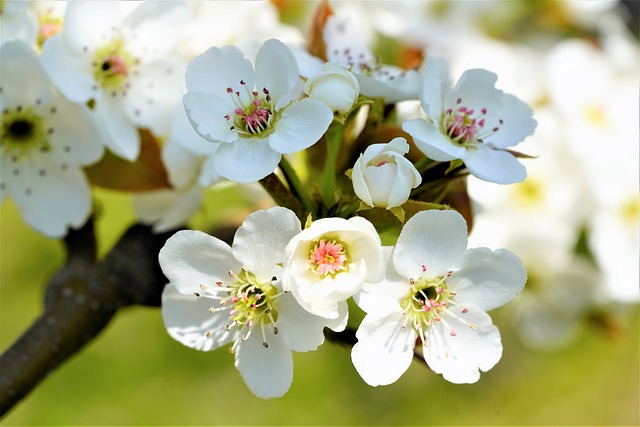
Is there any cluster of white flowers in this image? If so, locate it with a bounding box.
[160,206,526,397]
[2,0,637,401]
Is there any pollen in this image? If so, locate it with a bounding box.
[309,239,349,277]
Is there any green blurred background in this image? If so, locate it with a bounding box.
[1,188,638,425]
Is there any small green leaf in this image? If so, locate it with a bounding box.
[356,201,373,212]
[402,200,449,221]
[445,159,464,175]
[389,206,405,224]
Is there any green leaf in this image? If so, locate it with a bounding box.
[389,206,405,224]
[401,200,449,222]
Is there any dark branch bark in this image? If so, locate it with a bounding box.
[0,220,173,417]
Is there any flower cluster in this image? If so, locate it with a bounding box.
[4,0,636,403]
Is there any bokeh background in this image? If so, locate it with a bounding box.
[1,1,639,425]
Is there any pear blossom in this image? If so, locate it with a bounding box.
[183,38,333,183]
[282,215,384,321]
[1,1,38,47]
[352,210,526,386]
[303,62,359,114]
[352,137,421,209]
[0,40,104,237]
[40,0,189,160]
[159,207,344,398]
[403,56,537,184]
[324,15,421,104]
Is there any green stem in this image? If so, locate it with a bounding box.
[320,123,345,209]
[279,156,315,216]
[414,156,435,173]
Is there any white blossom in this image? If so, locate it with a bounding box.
[0,40,104,237]
[183,39,333,183]
[282,215,384,321]
[159,207,343,398]
[403,56,536,184]
[40,0,188,160]
[352,137,421,209]
[303,62,359,114]
[352,210,526,385]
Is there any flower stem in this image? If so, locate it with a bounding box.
[414,156,435,173]
[320,123,345,209]
[259,172,305,219]
[279,156,315,215]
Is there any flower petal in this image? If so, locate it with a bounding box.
[232,207,301,283]
[489,93,537,149]
[11,155,92,238]
[402,118,463,161]
[161,282,235,352]
[354,246,407,315]
[269,98,333,154]
[47,101,105,166]
[212,137,281,183]
[394,209,468,279]
[463,146,526,184]
[351,312,416,386]
[40,34,96,104]
[158,229,240,296]
[424,306,502,384]
[447,68,502,120]
[448,247,527,312]
[94,96,140,161]
[122,1,188,60]
[255,39,299,110]
[1,40,55,107]
[185,45,255,97]
[275,292,328,352]
[62,1,126,52]
[133,185,203,233]
[420,56,450,119]
[235,327,293,399]
[182,92,236,143]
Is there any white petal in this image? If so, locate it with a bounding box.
[351,153,373,206]
[463,146,526,185]
[402,118,463,161]
[8,155,92,238]
[420,57,450,119]
[255,39,299,110]
[354,246,407,315]
[232,207,301,283]
[158,230,240,295]
[447,68,502,119]
[162,137,202,189]
[324,15,374,69]
[355,69,421,103]
[275,292,328,352]
[122,1,188,60]
[198,154,223,187]
[40,34,95,103]
[182,92,236,143]
[394,210,468,279]
[185,45,255,97]
[213,137,281,183]
[122,58,187,136]
[62,1,126,52]
[169,107,221,157]
[161,282,235,352]
[94,97,140,161]
[133,185,203,233]
[1,40,55,107]
[47,101,105,166]
[448,248,526,312]
[424,307,502,384]
[269,98,333,154]
[489,94,537,149]
[235,327,293,399]
[351,312,416,386]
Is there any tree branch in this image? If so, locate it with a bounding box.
[0,220,173,417]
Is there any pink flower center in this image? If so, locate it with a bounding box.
[310,239,348,277]
[444,98,501,146]
[101,56,129,77]
[225,81,274,136]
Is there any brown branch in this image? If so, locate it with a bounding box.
[0,220,174,417]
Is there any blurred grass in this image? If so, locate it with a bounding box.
[1,188,639,425]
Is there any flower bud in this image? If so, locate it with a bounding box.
[352,137,422,209]
[303,62,359,114]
